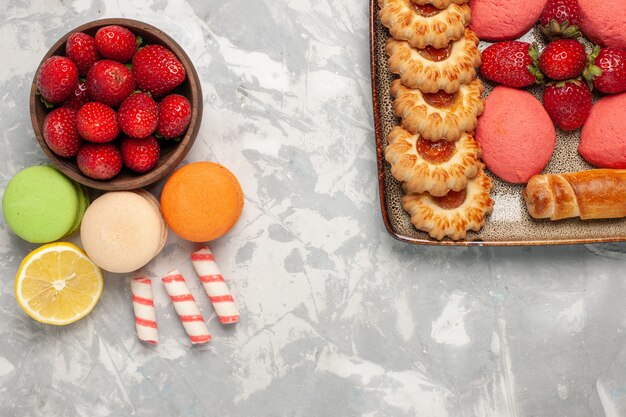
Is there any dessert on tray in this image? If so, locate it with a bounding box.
[410,0,468,9]
[475,86,556,184]
[579,93,626,169]
[381,0,493,240]
[378,0,472,49]
[402,167,493,240]
[524,170,626,220]
[385,28,481,93]
[390,78,484,142]
[469,0,547,41]
[385,126,482,196]
[579,0,626,49]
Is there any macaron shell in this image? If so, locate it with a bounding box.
[80,191,166,273]
[2,165,79,243]
[133,189,168,253]
[160,162,244,242]
[64,184,90,238]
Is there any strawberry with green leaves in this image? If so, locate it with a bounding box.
[585,46,626,94]
[539,0,582,40]
[539,39,586,80]
[480,41,543,88]
[543,79,592,131]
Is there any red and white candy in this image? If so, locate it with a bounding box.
[130,277,159,345]
[191,247,239,324]
[162,269,211,344]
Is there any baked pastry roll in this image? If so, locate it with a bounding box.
[378,0,471,49]
[411,0,468,10]
[386,29,481,93]
[402,167,494,240]
[391,78,484,142]
[385,126,482,196]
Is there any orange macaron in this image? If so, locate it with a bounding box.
[160,162,243,242]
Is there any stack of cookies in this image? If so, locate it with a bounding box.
[379,0,494,240]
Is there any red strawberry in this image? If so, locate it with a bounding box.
[65,32,100,75]
[120,136,160,173]
[157,94,191,139]
[95,25,138,63]
[539,39,586,80]
[86,59,135,107]
[77,143,123,180]
[76,102,120,143]
[132,45,186,97]
[118,92,159,138]
[64,81,90,110]
[539,0,582,40]
[480,41,542,88]
[36,56,79,104]
[543,79,592,131]
[585,47,626,94]
[42,107,83,158]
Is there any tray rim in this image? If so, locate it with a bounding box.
[369,0,626,247]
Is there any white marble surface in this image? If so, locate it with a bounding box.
[1,1,626,416]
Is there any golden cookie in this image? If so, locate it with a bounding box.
[391,78,484,142]
[386,29,481,93]
[402,167,494,240]
[385,126,482,196]
[411,0,468,9]
[378,0,471,49]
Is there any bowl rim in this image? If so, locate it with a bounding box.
[30,17,202,191]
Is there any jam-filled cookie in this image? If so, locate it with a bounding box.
[402,167,493,240]
[411,0,468,9]
[378,0,472,49]
[385,126,482,196]
[391,78,484,142]
[386,29,481,93]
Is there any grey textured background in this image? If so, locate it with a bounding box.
[1,1,626,416]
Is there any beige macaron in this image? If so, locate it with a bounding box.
[80,190,168,273]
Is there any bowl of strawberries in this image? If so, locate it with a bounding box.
[30,18,202,190]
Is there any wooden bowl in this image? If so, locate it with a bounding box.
[30,18,202,191]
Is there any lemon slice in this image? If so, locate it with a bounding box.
[15,242,104,325]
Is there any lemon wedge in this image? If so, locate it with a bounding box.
[15,242,103,325]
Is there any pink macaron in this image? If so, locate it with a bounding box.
[579,0,626,49]
[469,0,547,41]
[476,86,556,184]
[579,93,626,169]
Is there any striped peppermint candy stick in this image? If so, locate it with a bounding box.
[162,270,211,344]
[130,277,159,345]
[191,247,239,324]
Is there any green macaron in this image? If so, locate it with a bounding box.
[2,165,83,243]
